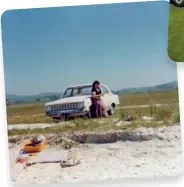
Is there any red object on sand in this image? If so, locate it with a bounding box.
[17,157,25,163]
[16,156,27,164]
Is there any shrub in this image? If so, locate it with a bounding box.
[172,112,180,124]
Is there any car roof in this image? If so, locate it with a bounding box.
[67,83,107,89]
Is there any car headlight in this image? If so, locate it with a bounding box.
[45,106,52,112]
[78,102,84,109]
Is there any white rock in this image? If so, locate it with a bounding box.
[142,116,155,121]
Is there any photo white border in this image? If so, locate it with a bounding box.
[0,0,183,187]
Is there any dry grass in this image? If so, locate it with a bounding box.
[119,90,178,106]
[7,103,52,124]
[171,112,180,124]
[8,117,175,136]
[8,103,180,136]
[114,104,179,121]
[6,90,179,124]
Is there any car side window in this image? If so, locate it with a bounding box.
[72,88,79,96]
[81,86,92,95]
[100,86,109,94]
[63,88,73,98]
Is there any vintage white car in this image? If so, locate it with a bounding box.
[45,83,120,121]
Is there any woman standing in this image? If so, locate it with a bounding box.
[91,80,109,118]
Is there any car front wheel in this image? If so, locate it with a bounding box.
[83,111,91,119]
[172,0,184,7]
[53,117,60,123]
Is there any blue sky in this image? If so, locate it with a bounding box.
[1,1,177,95]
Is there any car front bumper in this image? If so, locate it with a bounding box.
[45,108,88,118]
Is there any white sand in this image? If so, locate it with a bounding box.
[9,125,182,184]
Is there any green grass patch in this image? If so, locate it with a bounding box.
[171,112,180,123]
[168,5,184,62]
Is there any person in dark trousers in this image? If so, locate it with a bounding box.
[91,80,109,118]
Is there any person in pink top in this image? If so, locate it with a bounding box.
[91,80,108,118]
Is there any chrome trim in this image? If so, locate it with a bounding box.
[45,108,86,116]
[49,102,84,112]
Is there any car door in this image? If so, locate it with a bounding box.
[100,85,111,108]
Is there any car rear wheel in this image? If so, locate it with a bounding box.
[107,104,115,116]
[172,0,184,7]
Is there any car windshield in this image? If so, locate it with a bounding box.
[62,85,92,98]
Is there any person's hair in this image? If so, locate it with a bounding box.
[92,80,100,88]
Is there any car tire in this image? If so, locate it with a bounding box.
[64,114,70,121]
[84,112,91,119]
[172,0,184,7]
[87,110,92,118]
[107,106,114,116]
[53,118,60,123]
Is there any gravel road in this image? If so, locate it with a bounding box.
[9,125,183,184]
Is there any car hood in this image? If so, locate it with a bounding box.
[45,95,91,106]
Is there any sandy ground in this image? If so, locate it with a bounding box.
[9,125,183,184]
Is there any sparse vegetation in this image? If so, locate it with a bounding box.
[6,90,179,137]
[119,90,178,106]
[6,90,179,125]
[8,116,177,136]
[154,107,173,122]
[172,112,180,124]
[114,104,179,121]
[8,104,180,136]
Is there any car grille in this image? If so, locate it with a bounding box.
[51,103,81,111]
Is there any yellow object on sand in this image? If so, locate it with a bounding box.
[24,138,47,153]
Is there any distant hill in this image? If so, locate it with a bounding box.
[6,92,63,105]
[6,81,178,105]
[114,81,178,95]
